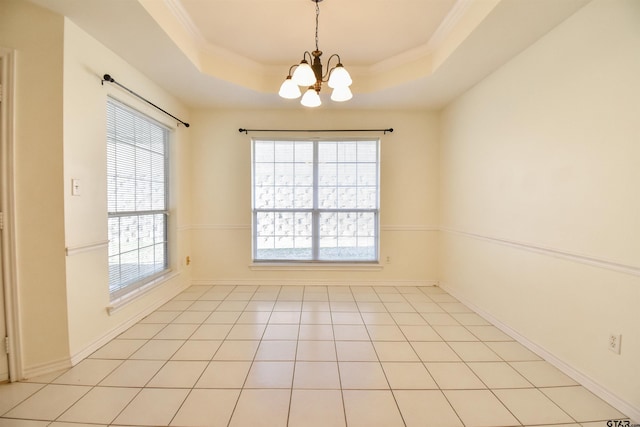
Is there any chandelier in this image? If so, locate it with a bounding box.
[278,0,353,107]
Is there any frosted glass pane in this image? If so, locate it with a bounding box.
[274,141,294,162]
[255,186,274,209]
[294,186,313,209]
[337,142,357,162]
[274,186,294,209]
[294,142,313,163]
[318,163,337,186]
[254,141,274,162]
[275,163,294,186]
[318,187,337,209]
[318,142,337,162]
[357,141,378,162]
[120,216,138,253]
[358,163,377,186]
[337,187,358,209]
[294,163,313,186]
[357,187,377,209]
[254,163,274,186]
[337,163,357,186]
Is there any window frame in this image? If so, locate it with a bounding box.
[106,98,171,301]
[251,137,380,263]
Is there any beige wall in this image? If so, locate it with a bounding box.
[62,20,193,362]
[189,109,439,285]
[1,0,193,377]
[0,0,69,375]
[439,0,640,413]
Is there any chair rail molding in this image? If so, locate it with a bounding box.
[440,227,640,278]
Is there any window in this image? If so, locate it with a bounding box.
[107,99,169,300]
[252,138,379,262]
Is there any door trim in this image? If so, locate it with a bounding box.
[1,48,21,382]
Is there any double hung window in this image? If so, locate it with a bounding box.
[252,138,379,262]
[107,99,170,299]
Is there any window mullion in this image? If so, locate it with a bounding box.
[312,140,319,261]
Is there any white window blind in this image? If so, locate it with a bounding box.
[107,99,169,300]
[252,139,379,262]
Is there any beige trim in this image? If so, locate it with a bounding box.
[441,227,640,277]
[0,47,20,382]
[191,279,438,287]
[107,271,181,315]
[65,240,109,256]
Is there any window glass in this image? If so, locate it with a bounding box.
[253,138,379,262]
[107,99,169,299]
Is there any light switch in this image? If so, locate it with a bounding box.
[71,178,81,196]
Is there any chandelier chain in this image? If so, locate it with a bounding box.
[315,0,320,51]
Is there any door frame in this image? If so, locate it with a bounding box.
[1,47,21,382]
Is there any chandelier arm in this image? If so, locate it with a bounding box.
[322,53,343,81]
[287,64,299,76]
[302,51,313,63]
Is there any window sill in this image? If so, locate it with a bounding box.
[249,262,383,272]
[107,270,180,315]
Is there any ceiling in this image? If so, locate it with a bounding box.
[29,0,590,110]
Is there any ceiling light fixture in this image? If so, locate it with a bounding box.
[279,0,352,107]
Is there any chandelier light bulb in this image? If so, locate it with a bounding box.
[330,85,353,102]
[279,76,302,99]
[301,88,322,107]
[328,64,352,89]
[292,61,316,87]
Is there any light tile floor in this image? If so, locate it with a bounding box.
[0,285,631,426]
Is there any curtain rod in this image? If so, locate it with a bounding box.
[102,74,190,128]
[239,128,393,135]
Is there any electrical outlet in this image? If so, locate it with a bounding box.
[385,256,391,264]
[608,333,622,354]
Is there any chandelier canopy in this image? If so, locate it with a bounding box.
[278,0,353,107]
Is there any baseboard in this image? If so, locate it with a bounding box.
[22,356,72,381]
[69,280,190,367]
[191,279,438,287]
[439,282,640,422]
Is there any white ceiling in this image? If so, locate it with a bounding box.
[29,0,590,110]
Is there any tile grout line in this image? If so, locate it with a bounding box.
[371,285,410,427]
[414,285,470,427]
[333,285,359,427]
[164,285,239,427]
[223,284,269,427]
[286,285,307,427]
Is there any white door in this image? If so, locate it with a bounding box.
[0,57,10,382]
